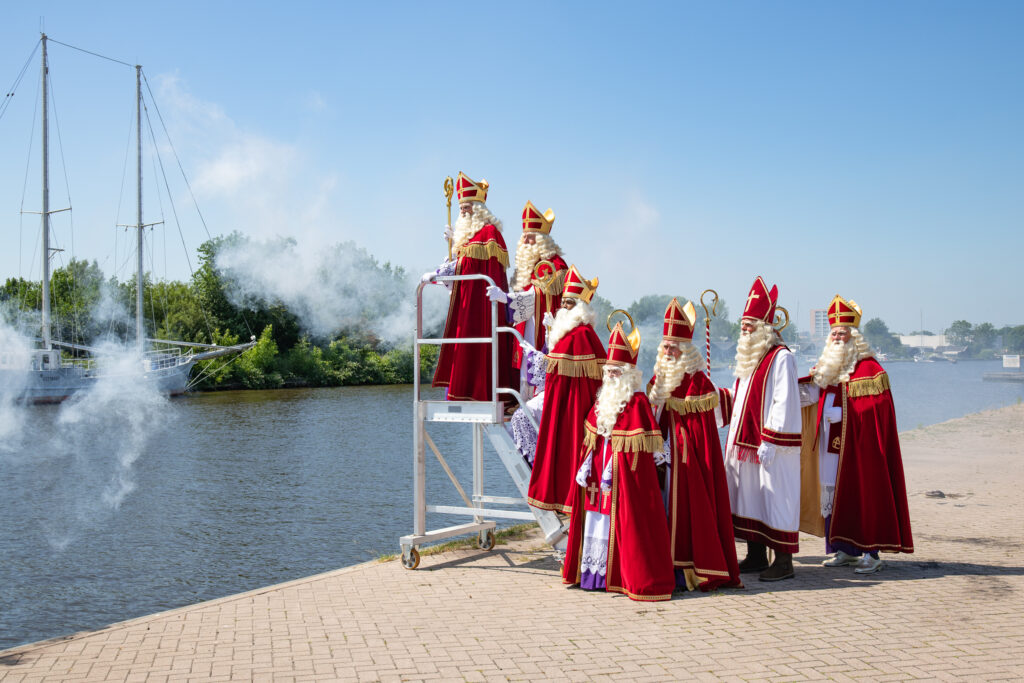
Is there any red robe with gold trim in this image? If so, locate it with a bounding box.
[820,358,914,553]
[512,254,567,368]
[527,323,605,513]
[562,393,676,601]
[652,371,741,591]
[432,224,515,401]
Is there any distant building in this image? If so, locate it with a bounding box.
[810,309,829,338]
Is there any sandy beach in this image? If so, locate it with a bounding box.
[2,403,1023,681]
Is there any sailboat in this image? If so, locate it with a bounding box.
[0,34,252,403]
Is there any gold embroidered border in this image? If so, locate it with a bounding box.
[665,392,719,416]
[584,422,664,454]
[457,239,509,268]
[846,371,890,398]
[526,496,572,514]
[546,353,604,379]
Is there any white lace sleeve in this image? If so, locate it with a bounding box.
[526,348,548,389]
[653,438,670,466]
[437,260,456,277]
[507,289,536,325]
[575,451,594,487]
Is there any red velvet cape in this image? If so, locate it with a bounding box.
[431,224,515,402]
[526,323,605,513]
[652,371,741,591]
[823,358,914,553]
[512,254,567,368]
[562,392,676,601]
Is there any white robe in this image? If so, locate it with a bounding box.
[723,346,802,537]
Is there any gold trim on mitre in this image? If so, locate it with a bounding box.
[562,264,598,304]
[663,298,697,342]
[522,201,555,234]
[456,171,489,204]
[828,294,862,328]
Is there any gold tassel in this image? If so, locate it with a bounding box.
[457,239,510,268]
[664,392,719,416]
[847,372,890,398]
[584,422,664,454]
[546,354,604,379]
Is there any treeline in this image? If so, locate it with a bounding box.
[858,318,1024,360]
[0,234,438,390]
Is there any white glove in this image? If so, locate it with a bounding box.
[420,271,435,284]
[486,285,508,304]
[824,405,843,424]
[520,339,538,357]
[757,442,776,467]
[443,224,453,241]
[542,311,555,330]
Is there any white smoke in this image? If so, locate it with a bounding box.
[215,236,448,344]
[0,317,32,449]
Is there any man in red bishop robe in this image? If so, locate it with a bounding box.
[722,277,803,582]
[799,295,914,574]
[428,172,514,402]
[562,320,675,601]
[526,265,605,513]
[648,298,741,591]
[485,201,569,401]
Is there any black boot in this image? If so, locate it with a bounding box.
[759,551,795,582]
[738,541,769,573]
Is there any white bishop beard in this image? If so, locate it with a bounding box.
[511,234,562,292]
[547,301,595,349]
[595,365,643,437]
[812,329,873,388]
[734,321,778,380]
[452,203,502,251]
[648,341,704,406]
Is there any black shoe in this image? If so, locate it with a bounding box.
[758,553,794,582]
[738,542,769,573]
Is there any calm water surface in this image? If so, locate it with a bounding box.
[1,361,1021,649]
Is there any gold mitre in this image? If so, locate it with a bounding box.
[522,201,555,234]
[561,264,598,304]
[456,172,488,204]
[827,294,862,328]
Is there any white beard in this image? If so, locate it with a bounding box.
[547,301,595,349]
[452,203,502,251]
[812,330,873,388]
[648,351,685,406]
[595,365,643,437]
[734,321,778,380]
[511,234,562,292]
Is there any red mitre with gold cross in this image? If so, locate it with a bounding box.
[827,295,862,328]
[607,321,641,366]
[522,201,555,234]
[663,298,697,342]
[456,172,488,204]
[742,276,778,323]
[561,264,598,303]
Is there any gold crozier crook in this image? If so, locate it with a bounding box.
[532,259,558,293]
[606,309,636,334]
[772,306,791,333]
[443,176,454,261]
[699,289,719,319]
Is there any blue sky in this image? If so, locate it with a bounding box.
[1,1,1021,334]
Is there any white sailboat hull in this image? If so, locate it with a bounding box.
[1,358,196,404]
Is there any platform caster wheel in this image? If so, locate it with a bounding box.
[401,547,420,570]
[478,529,496,551]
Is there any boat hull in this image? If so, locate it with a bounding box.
[1,359,196,404]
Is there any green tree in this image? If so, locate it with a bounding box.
[945,320,973,347]
[862,318,905,356]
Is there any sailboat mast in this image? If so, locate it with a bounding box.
[135,64,144,353]
[40,34,51,351]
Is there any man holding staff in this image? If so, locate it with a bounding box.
[721,277,803,582]
[425,172,514,402]
[799,295,914,574]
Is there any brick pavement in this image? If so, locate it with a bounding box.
[2,404,1023,681]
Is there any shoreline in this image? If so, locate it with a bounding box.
[3,402,1023,679]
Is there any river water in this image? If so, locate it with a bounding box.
[1,360,1021,650]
